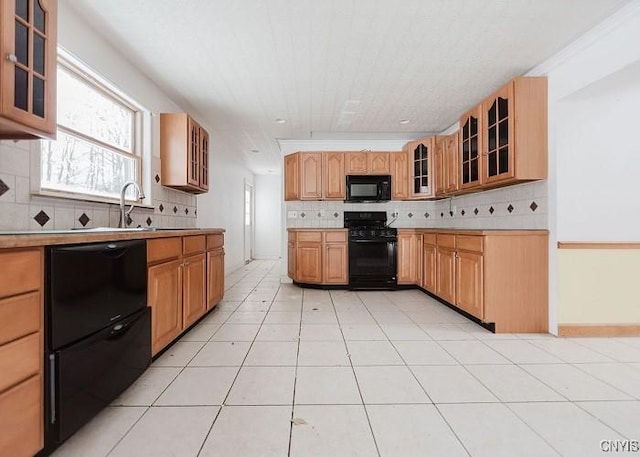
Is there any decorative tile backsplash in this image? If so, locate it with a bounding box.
[0,140,197,231]
[286,181,547,230]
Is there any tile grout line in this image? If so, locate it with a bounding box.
[287,286,304,457]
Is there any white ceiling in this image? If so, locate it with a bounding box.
[66,0,631,175]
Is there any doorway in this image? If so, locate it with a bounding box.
[244,181,254,264]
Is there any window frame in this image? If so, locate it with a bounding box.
[33,48,149,205]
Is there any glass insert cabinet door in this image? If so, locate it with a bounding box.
[482,83,515,183]
[1,0,57,137]
[411,137,434,197]
[459,106,482,189]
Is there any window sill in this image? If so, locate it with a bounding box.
[31,189,155,210]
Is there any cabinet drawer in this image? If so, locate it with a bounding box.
[297,231,322,243]
[457,235,483,253]
[437,234,456,249]
[183,235,206,255]
[324,231,347,243]
[0,333,40,393]
[148,237,182,263]
[422,233,436,245]
[0,292,40,346]
[0,375,42,457]
[0,249,41,298]
[288,231,297,242]
[206,234,224,250]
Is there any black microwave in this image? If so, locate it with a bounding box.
[346,175,391,202]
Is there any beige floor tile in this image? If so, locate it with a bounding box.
[154,367,239,405]
[576,400,640,439]
[226,311,267,324]
[295,367,361,404]
[508,402,625,457]
[438,403,560,457]
[483,339,564,364]
[466,364,566,402]
[438,340,511,364]
[341,324,387,341]
[367,404,468,457]
[573,362,640,398]
[290,405,378,457]
[179,324,221,342]
[226,366,296,405]
[109,406,219,457]
[347,340,404,365]
[336,311,377,324]
[200,311,233,324]
[112,367,182,406]
[573,338,640,363]
[301,311,338,324]
[392,340,458,365]
[188,341,251,366]
[420,323,477,340]
[51,406,147,457]
[255,324,300,341]
[244,341,299,366]
[521,364,632,401]
[298,341,350,366]
[209,323,261,342]
[199,406,292,457]
[529,339,615,363]
[411,365,497,403]
[379,323,431,340]
[263,311,302,324]
[354,366,430,404]
[299,323,343,341]
[152,342,206,367]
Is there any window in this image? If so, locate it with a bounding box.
[40,56,143,201]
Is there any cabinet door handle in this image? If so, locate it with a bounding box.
[6,53,17,63]
[183,260,190,267]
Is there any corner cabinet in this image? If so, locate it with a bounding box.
[408,137,435,199]
[0,0,57,140]
[160,113,210,194]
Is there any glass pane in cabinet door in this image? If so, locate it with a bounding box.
[34,0,46,33]
[498,97,508,121]
[15,21,29,65]
[34,34,46,75]
[414,161,420,177]
[16,0,29,20]
[488,100,496,126]
[470,160,478,182]
[470,137,478,159]
[33,77,45,117]
[462,119,470,140]
[14,67,29,111]
[462,141,469,162]
[498,147,509,174]
[488,125,497,152]
[462,163,470,184]
[470,117,478,136]
[414,178,420,194]
[488,152,497,177]
[422,176,428,187]
[498,120,508,147]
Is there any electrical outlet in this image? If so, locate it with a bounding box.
[287,210,298,219]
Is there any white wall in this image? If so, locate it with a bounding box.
[253,174,282,259]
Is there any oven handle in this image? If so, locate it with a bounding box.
[349,239,397,244]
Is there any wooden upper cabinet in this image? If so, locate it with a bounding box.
[409,137,435,199]
[284,153,300,201]
[160,113,210,194]
[390,151,410,200]
[345,152,390,174]
[459,105,483,191]
[481,76,547,186]
[0,0,57,140]
[435,133,460,198]
[323,152,345,200]
[299,152,323,200]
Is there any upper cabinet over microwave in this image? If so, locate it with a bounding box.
[0,0,58,140]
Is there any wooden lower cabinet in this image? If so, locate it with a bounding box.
[397,231,422,284]
[0,248,43,457]
[422,239,436,293]
[436,246,456,304]
[148,259,182,355]
[288,230,348,285]
[207,248,224,310]
[148,233,224,356]
[182,253,207,329]
[455,251,483,319]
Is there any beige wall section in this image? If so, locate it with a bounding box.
[558,248,640,324]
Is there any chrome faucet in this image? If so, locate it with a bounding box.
[119,181,145,228]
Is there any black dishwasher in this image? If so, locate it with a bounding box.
[44,240,151,451]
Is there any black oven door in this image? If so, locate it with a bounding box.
[348,239,397,289]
